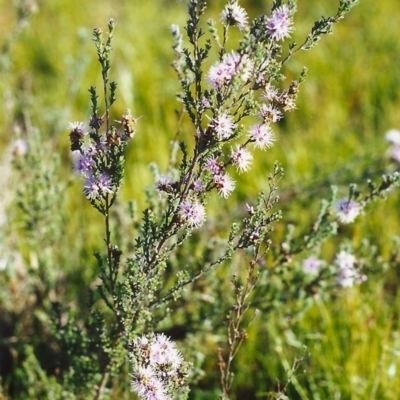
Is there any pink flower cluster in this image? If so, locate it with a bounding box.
[68,110,136,201]
[72,142,114,201]
[197,1,302,203]
[205,156,236,198]
[335,251,366,287]
[131,334,189,400]
[207,51,253,88]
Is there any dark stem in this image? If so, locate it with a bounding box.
[104,194,114,295]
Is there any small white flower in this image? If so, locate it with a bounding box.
[214,173,235,198]
[249,124,275,149]
[179,200,206,228]
[220,2,248,31]
[385,129,400,146]
[335,251,358,287]
[337,266,357,288]
[131,333,188,399]
[211,113,236,141]
[134,335,149,349]
[149,334,183,369]
[335,199,361,224]
[335,251,356,270]
[302,256,323,274]
[259,103,283,123]
[12,139,28,156]
[231,145,253,173]
[262,84,279,102]
[282,96,297,112]
[68,121,86,132]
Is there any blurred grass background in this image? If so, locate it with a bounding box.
[1,0,400,398]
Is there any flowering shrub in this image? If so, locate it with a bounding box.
[2,0,400,399]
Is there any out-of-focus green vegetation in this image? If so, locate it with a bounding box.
[1,0,400,399]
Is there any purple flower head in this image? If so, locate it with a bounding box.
[302,256,323,274]
[206,52,252,88]
[179,200,206,228]
[207,52,240,88]
[84,174,100,200]
[89,116,104,130]
[205,156,222,175]
[193,178,205,192]
[220,2,248,31]
[222,52,242,75]
[249,123,275,149]
[231,145,253,173]
[266,5,293,41]
[250,230,260,241]
[206,61,232,88]
[335,199,361,224]
[97,173,113,194]
[202,98,211,109]
[83,173,113,200]
[204,156,222,175]
[73,152,95,176]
